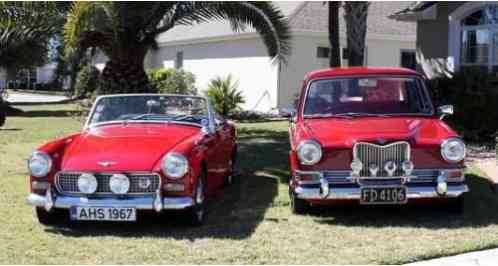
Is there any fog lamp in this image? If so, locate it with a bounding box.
[369,163,379,177]
[77,173,98,194]
[109,174,130,194]
[384,161,397,177]
[350,160,363,176]
[402,160,414,176]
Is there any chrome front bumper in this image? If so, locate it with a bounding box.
[26,187,194,212]
[291,169,468,201]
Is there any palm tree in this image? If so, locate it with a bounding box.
[328,2,341,67]
[205,75,245,116]
[64,2,291,94]
[0,2,64,85]
[343,1,370,66]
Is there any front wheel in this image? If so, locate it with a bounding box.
[447,195,465,214]
[0,113,5,127]
[35,207,62,225]
[187,173,207,226]
[289,188,309,215]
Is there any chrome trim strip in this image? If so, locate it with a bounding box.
[293,169,464,185]
[26,193,194,210]
[55,171,162,196]
[294,184,469,200]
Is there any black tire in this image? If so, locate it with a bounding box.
[290,188,309,214]
[0,113,5,127]
[187,171,207,226]
[35,207,62,225]
[447,195,465,214]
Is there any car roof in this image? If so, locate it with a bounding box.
[304,67,422,81]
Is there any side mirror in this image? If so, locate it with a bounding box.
[280,106,296,119]
[438,105,453,120]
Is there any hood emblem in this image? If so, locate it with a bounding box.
[97,161,117,167]
[377,138,388,145]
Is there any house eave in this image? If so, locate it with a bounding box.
[389,3,438,22]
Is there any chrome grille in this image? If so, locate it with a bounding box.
[353,141,410,177]
[56,172,161,195]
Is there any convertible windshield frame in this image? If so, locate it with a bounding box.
[301,75,435,119]
[84,94,216,132]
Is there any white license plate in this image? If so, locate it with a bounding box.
[70,207,136,221]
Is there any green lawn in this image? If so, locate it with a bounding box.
[2,104,498,264]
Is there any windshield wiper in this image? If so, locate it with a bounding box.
[333,112,391,117]
[171,114,198,121]
[123,114,172,124]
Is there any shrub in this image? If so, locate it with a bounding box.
[428,68,498,141]
[205,74,245,116]
[74,65,100,98]
[147,68,196,95]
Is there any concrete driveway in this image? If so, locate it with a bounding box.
[405,248,498,266]
[6,92,69,103]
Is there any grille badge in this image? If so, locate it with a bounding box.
[97,161,117,167]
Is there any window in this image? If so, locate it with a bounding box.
[401,50,416,69]
[460,5,498,68]
[175,51,183,69]
[316,47,330,58]
[303,77,433,116]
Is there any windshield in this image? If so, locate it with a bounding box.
[303,76,434,117]
[87,95,209,127]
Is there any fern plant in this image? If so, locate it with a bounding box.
[205,75,245,116]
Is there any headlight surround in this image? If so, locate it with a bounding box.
[296,140,322,165]
[441,138,466,163]
[161,152,189,179]
[27,151,52,177]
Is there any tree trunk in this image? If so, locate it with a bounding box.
[97,47,154,95]
[343,2,369,66]
[328,2,341,68]
[99,61,153,94]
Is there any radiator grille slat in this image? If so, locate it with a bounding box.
[354,141,410,177]
[56,172,161,195]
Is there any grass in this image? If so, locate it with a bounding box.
[2,103,498,264]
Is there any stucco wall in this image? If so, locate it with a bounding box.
[148,38,279,112]
[415,2,464,78]
[36,63,57,84]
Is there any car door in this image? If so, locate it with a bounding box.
[214,114,234,179]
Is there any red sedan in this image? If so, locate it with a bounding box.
[26,94,237,225]
[286,67,467,213]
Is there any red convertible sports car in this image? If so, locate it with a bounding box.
[286,67,467,213]
[26,94,237,225]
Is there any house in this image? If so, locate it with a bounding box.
[390,1,498,78]
[0,63,58,90]
[97,1,415,112]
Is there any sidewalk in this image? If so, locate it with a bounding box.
[6,92,70,104]
[405,248,498,266]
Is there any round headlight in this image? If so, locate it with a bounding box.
[296,140,322,165]
[162,153,189,179]
[109,174,130,194]
[77,173,98,194]
[441,138,466,163]
[27,151,52,177]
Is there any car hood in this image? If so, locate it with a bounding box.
[61,123,200,172]
[302,117,457,148]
